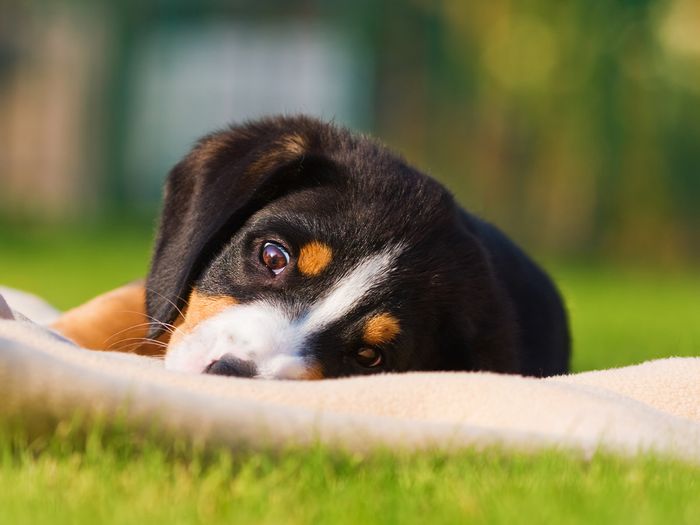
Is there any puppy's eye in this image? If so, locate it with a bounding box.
[355,347,383,368]
[261,242,290,275]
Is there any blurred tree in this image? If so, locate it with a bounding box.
[1,0,698,264]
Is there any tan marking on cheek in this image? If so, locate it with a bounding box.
[170,289,237,345]
[298,362,325,380]
[363,313,401,346]
[297,241,333,276]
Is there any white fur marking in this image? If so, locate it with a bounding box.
[304,247,402,332]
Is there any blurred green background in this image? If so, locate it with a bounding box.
[1,0,699,370]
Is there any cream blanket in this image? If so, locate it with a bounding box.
[1,291,699,462]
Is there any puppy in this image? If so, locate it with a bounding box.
[53,115,570,379]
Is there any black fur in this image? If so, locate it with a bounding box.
[147,115,570,377]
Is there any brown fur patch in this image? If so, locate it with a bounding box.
[169,289,238,345]
[297,362,325,380]
[51,281,168,356]
[279,133,307,156]
[363,313,401,346]
[297,241,333,276]
[188,134,237,174]
[246,133,307,175]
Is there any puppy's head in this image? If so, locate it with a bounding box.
[148,116,517,379]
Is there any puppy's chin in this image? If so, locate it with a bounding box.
[163,302,318,379]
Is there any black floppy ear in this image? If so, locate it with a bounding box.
[145,117,333,335]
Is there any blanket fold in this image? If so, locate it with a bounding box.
[1,316,699,461]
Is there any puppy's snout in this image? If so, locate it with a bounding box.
[205,354,258,378]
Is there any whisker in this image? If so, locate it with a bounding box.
[136,310,188,341]
[102,312,180,347]
[106,336,169,352]
[106,337,167,356]
[128,316,177,335]
[144,286,187,320]
[106,341,142,353]
[119,310,179,332]
[103,322,163,345]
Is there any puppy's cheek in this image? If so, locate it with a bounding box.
[164,294,241,373]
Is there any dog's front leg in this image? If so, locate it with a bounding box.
[50,281,172,356]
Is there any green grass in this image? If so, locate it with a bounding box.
[0,221,153,309]
[1,425,699,525]
[1,222,700,524]
[556,265,700,371]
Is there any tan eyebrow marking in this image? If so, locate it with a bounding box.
[297,241,333,277]
[363,313,401,346]
[170,289,237,345]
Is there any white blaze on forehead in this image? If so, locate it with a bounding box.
[303,245,403,332]
[164,244,403,377]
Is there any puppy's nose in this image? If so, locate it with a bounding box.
[205,354,257,378]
